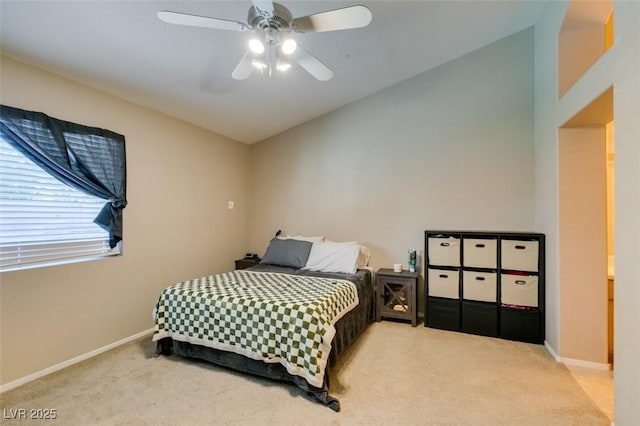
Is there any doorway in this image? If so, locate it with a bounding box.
[557,1,615,419]
[558,88,614,420]
[558,87,613,367]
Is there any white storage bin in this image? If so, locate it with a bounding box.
[501,274,539,307]
[428,268,459,299]
[463,238,497,268]
[501,240,539,272]
[463,271,497,302]
[428,237,461,266]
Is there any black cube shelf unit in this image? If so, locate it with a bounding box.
[424,230,545,344]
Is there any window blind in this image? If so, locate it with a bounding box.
[0,137,119,271]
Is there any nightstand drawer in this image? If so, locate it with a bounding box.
[428,268,459,299]
[428,237,461,266]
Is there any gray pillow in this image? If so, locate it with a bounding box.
[260,238,313,268]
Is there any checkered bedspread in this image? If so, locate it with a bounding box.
[152,270,359,387]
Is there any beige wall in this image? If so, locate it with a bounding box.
[0,56,251,386]
[606,121,615,258]
[250,29,536,288]
[558,127,607,363]
[535,1,640,422]
[2,2,639,420]
[558,0,610,97]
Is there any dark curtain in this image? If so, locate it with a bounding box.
[0,105,127,248]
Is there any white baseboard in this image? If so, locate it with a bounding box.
[0,328,154,394]
[544,341,610,370]
[562,357,611,371]
[544,340,562,362]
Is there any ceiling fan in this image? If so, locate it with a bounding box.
[157,1,372,81]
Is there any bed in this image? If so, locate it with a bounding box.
[152,237,374,411]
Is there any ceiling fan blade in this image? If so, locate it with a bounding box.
[231,51,255,80]
[252,0,275,18]
[157,10,248,32]
[292,5,372,33]
[292,46,333,81]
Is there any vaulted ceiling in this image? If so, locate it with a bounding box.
[0,1,547,143]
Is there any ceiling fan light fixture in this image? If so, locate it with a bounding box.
[248,38,265,54]
[157,3,373,81]
[251,57,267,70]
[276,58,291,71]
[281,38,297,55]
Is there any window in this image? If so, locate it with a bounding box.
[0,137,120,271]
[0,105,126,272]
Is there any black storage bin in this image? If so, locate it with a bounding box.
[461,301,498,337]
[500,307,542,343]
[426,297,460,331]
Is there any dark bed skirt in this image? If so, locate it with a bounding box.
[156,337,340,411]
[155,266,374,412]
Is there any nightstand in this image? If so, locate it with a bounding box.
[235,258,260,270]
[376,268,419,327]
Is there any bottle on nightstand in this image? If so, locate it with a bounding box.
[408,249,417,272]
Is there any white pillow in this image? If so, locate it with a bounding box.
[278,235,325,244]
[352,243,371,268]
[302,241,361,274]
[326,240,371,268]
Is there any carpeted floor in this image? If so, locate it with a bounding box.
[0,321,609,425]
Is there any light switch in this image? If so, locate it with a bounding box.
[228,201,234,209]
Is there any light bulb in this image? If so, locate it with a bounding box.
[249,38,265,54]
[251,58,267,70]
[281,38,297,55]
[276,58,291,71]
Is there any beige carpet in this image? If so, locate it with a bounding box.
[0,321,609,425]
